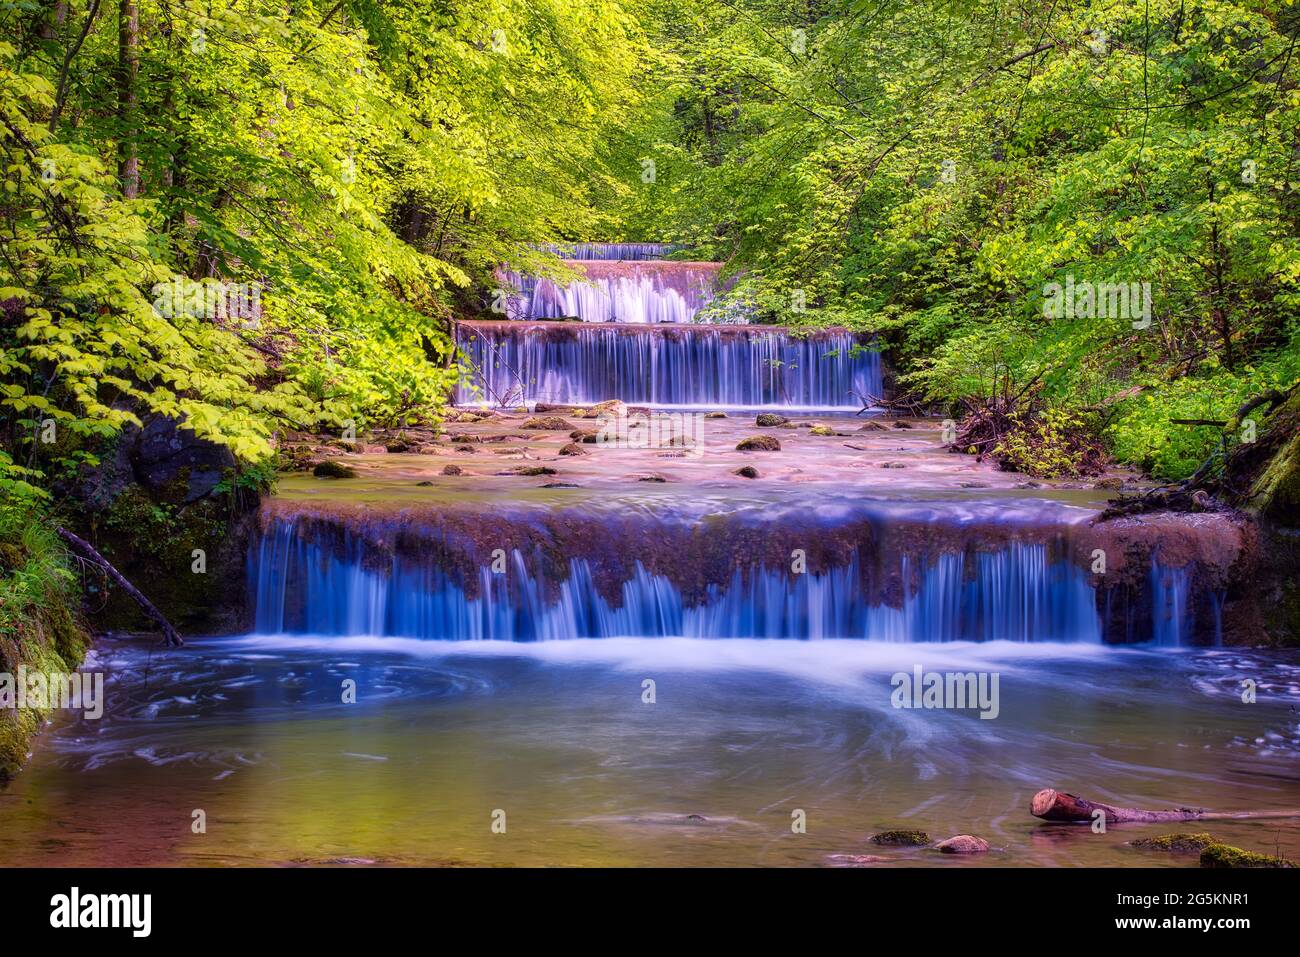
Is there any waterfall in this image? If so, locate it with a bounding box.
[499,262,723,324]
[250,521,1109,642]
[533,242,678,261]
[456,322,881,409]
[1150,560,1193,647]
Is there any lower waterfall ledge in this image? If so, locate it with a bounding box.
[246,498,1254,645]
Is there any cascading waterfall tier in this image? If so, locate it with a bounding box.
[534,242,677,261]
[455,320,881,409]
[247,502,1228,645]
[499,261,724,324]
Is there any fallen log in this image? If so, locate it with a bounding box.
[1031,788,1300,824]
[56,527,184,648]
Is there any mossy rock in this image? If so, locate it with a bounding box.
[441,465,463,476]
[737,435,781,452]
[705,411,727,419]
[755,413,789,427]
[809,425,835,436]
[733,465,759,479]
[522,416,572,431]
[1200,843,1295,868]
[313,461,357,479]
[1130,832,1217,853]
[514,466,557,476]
[869,829,931,846]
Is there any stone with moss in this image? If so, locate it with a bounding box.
[869,829,931,846]
[737,435,781,452]
[755,413,789,427]
[1200,843,1295,868]
[313,461,357,479]
[522,416,573,431]
[809,425,835,436]
[1130,832,1217,853]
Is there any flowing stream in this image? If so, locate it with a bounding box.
[3,245,1295,867]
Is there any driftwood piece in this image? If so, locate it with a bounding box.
[56,527,184,648]
[1031,788,1300,824]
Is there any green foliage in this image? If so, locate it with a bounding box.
[0,495,74,639]
[1,0,653,491]
[995,406,1104,479]
[631,0,1300,478]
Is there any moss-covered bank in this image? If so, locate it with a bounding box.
[0,499,90,782]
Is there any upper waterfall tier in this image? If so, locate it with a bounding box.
[534,242,677,261]
[455,321,881,410]
[499,261,724,324]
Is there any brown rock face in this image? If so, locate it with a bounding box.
[736,435,781,452]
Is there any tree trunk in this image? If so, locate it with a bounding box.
[56,527,184,648]
[117,0,139,198]
[1031,788,1300,824]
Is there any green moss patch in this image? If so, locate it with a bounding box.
[1200,843,1295,868]
[1130,832,1217,853]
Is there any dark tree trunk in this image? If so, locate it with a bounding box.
[117,0,139,198]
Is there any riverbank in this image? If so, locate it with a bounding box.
[0,503,90,782]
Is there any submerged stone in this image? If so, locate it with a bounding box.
[732,465,759,478]
[935,835,990,854]
[869,829,930,846]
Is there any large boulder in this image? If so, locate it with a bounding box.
[133,416,238,503]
